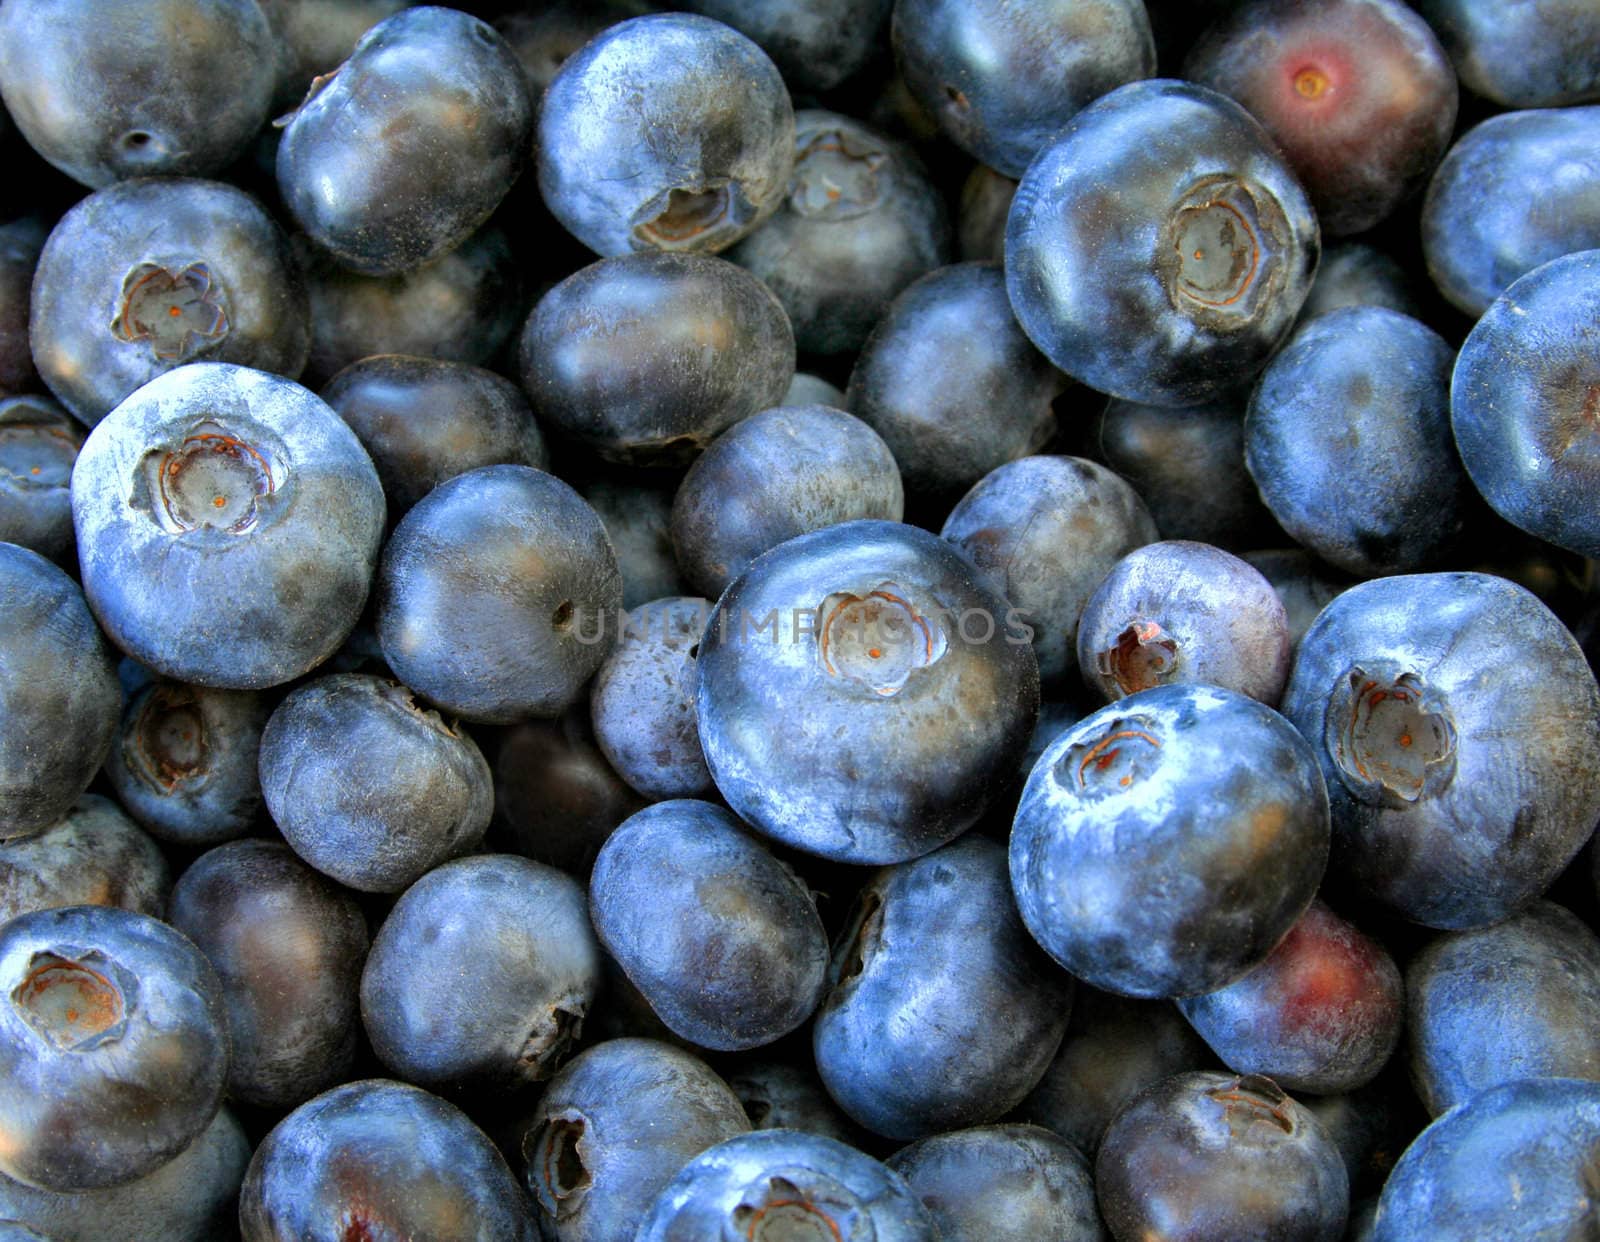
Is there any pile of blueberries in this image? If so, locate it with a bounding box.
[1,0,1599,1237]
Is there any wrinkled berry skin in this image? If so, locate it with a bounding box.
[0,0,277,189]
[537,14,795,258]
[1179,899,1403,1095]
[277,7,534,276]
[71,363,385,689]
[1247,307,1465,575]
[362,854,600,1091]
[637,1129,938,1242]
[1097,1071,1349,1242]
[259,673,493,893]
[696,520,1040,865]
[0,795,169,925]
[1371,1078,1600,1241]
[0,544,120,839]
[1280,572,1600,929]
[0,905,228,1192]
[0,396,81,565]
[1012,683,1329,998]
[521,1037,751,1242]
[376,464,622,722]
[725,109,950,359]
[1421,107,1600,317]
[1452,249,1600,558]
[1407,901,1600,1116]
[671,406,904,600]
[814,836,1073,1139]
[1185,0,1457,237]
[676,0,891,93]
[240,1079,538,1242]
[169,839,367,1110]
[591,800,828,1051]
[887,1125,1105,1242]
[31,179,310,427]
[894,0,1155,179]
[103,681,266,847]
[1006,79,1319,407]
[521,252,794,467]
[1409,0,1600,108]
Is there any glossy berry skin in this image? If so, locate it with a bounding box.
[377,464,622,722]
[1371,1078,1600,1240]
[696,520,1040,865]
[1097,1071,1348,1242]
[1280,572,1600,929]
[671,405,904,600]
[589,598,713,800]
[814,836,1072,1140]
[277,7,533,276]
[1012,684,1330,998]
[1178,899,1403,1095]
[893,0,1155,179]
[322,354,548,518]
[1247,307,1465,575]
[71,363,385,689]
[1406,901,1600,1116]
[1421,107,1600,317]
[521,1037,750,1242]
[0,0,277,189]
[259,673,493,893]
[240,1079,537,1242]
[31,179,309,427]
[1006,79,1319,407]
[537,14,795,258]
[0,905,228,1192]
[674,0,891,93]
[0,544,120,839]
[942,456,1159,687]
[0,1107,249,1242]
[103,681,266,847]
[725,109,949,359]
[1185,0,1457,237]
[0,795,168,925]
[521,252,794,467]
[0,395,81,563]
[1452,249,1600,558]
[887,1125,1105,1242]
[362,854,599,1090]
[591,800,827,1051]
[1078,541,1291,707]
[1409,0,1600,108]
[848,262,1064,503]
[169,839,367,1110]
[637,1129,938,1242]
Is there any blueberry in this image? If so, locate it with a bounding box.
[782,372,846,409]
[375,464,622,722]
[0,395,82,564]
[1076,541,1291,706]
[957,165,1016,263]
[1294,241,1426,328]
[1242,549,1351,653]
[0,795,168,925]
[670,405,904,600]
[268,0,410,105]
[276,7,533,276]
[0,543,120,839]
[1409,0,1600,107]
[239,1078,537,1241]
[494,3,637,110]
[723,1058,865,1146]
[576,474,689,610]
[0,905,227,1191]
[0,217,45,395]
[1280,572,1600,929]
[696,519,1040,864]
[674,0,892,93]
[813,836,1072,1139]
[1005,79,1319,407]
[361,853,601,1090]
[71,363,385,688]
[1451,249,1600,558]
[169,838,367,1109]
[1011,684,1330,997]
[636,1128,938,1241]
[0,0,277,188]
[30,179,309,427]
[259,673,493,892]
